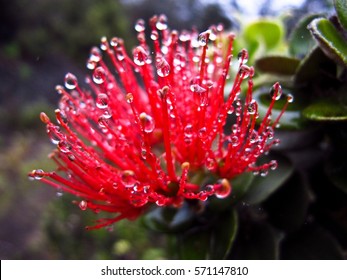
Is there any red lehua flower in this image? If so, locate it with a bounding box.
[29,15,292,229]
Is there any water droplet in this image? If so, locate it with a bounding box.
[139,112,155,133]
[237,49,249,64]
[57,140,72,153]
[247,100,258,115]
[265,126,274,139]
[96,93,109,109]
[47,126,62,145]
[155,197,166,206]
[249,131,258,144]
[89,47,102,62]
[179,30,191,42]
[198,30,209,46]
[238,64,251,79]
[29,169,45,180]
[150,30,159,40]
[269,160,278,170]
[86,59,96,70]
[64,73,78,90]
[287,93,294,103]
[93,67,106,84]
[227,106,234,115]
[190,83,206,94]
[215,179,231,199]
[135,19,145,32]
[184,124,194,138]
[121,170,137,188]
[230,135,239,146]
[100,37,108,51]
[131,195,148,207]
[270,83,283,100]
[155,56,170,77]
[79,200,88,211]
[260,169,269,177]
[110,37,119,47]
[198,127,208,140]
[156,15,168,30]
[206,157,216,171]
[141,148,147,159]
[133,46,150,66]
[98,115,109,128]
[126,93,134,104]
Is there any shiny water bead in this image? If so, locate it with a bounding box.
[198,127,208,140]
[47,126,62,145]
[139,112,155,133]
[184,124,194,138]
[93,67,106,84]
[64,73,78,90]
[155,56,170,77]
[79,200,88,211]
[89,47,102,62]
[126,93,134,104]
[238,64,251,79]
[215,179,232,199]
[269,160,278,170]
[150,30,159,41]
[98,115,109,128]
[198,30,210,46]
[133,46,150,66]
[29,169,45,180]
[237,48,249,64]
[121,170,137,188]
[156,14,168,30]
[58,140,72,153]
[179,30,191,42]
[247,100,258,115]
[96,93,109,109]
[270,83,283,100]
[287,93,294,103]
[265,126,274,139]
[134,19,146,32]
[100,36,108,51]
[206,157,217,170]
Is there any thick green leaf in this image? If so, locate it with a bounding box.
[308,18,347,65]
[243,20,284,57]
[230,219,281,260]
[177,228,211,259]
[255,56,300,76]
[243,154,294,204]
[289,14,322,57]
[264,172,311,232]
[209,209,238,259]
[335,0,347,30]
[294,47,337,86]
[143,204,195,233]
[303,100,347,121]
[281,225,344,259]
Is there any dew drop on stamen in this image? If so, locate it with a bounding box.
[155,56,170,77]
[238,64,251,79]
[206,157,216,171]
[139,112,155,133]
[198,31,209,46]
[98,115,109,128]
[96,93,109,109]
[64,73,78,90]
[126,93,134,104]
[215,179,231,199]
[150,30,159,41]
[90,47,102,62]
[270,83,283,100]
[247,100,257,115]
[121,170,137,188]
[47,126,62,145]
[93,67,106,84]
[29,169,45,180]
[184,124,194,138]
[198,127,208,140]
[133,46,148,66]
[287,93,294,103]
[156,15,168,30]
[58,140,72,153]
[237,49,249,64]
[79,200,88,211]
[135,19,146,32]
[269,160,278,170]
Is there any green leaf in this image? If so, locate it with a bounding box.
[281,225,344,259]
[230,219,281,259]
[209,209,238,259]
[303,100,347,121]
[243,154,294,204]
[308,18,347,65]
[334,0,347,30]
[289,14,322,57]
[255,56,300,76]
[264,172,311,232]
[243,20,284,57]
[294,47,337,86]
[177,228,211,259]
[142,204,195,233]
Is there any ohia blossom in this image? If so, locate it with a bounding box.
[29,15,292,229]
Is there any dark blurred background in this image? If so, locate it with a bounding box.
[0,0,333,259]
